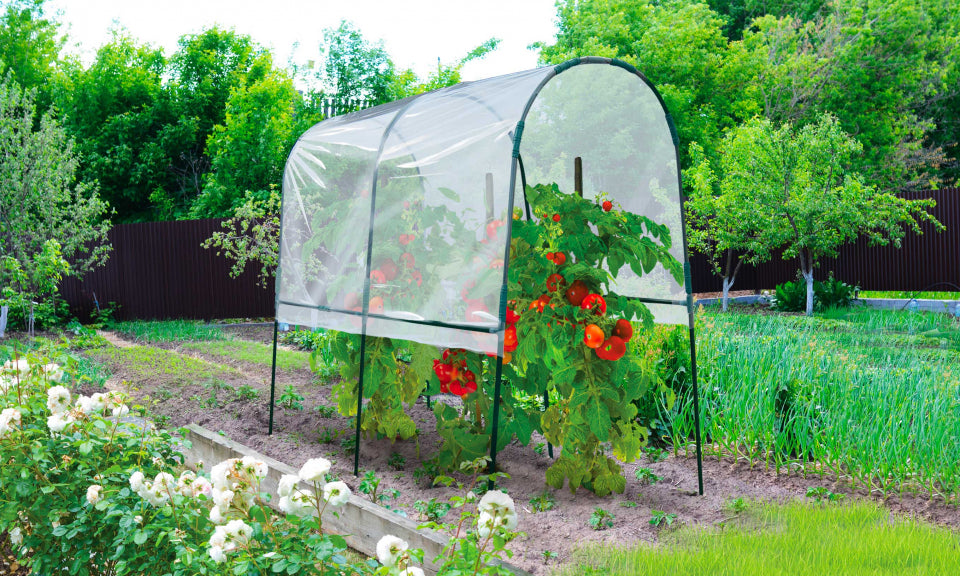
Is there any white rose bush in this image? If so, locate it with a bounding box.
[0,345,521,576]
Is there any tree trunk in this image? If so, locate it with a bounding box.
[722,276,733,312]
[803,269,815,316]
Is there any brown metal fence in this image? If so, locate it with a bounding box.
[60,219,274,322]
[59,189,957,322]
[689,188,960,293]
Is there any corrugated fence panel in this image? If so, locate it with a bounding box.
[60,190,957,321]
[691,188,959,293]
[60,219,274,321]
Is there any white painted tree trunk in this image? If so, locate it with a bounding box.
[803,270,815,316]
[722,276,733,312]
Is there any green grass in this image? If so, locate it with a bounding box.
[665,308,960,498]
[182,340,312,371]
[89,345,237,383]
[556,501,960,576]
[859,290,960,301]
[111,320,224,343]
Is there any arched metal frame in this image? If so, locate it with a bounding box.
[269,56,705,495]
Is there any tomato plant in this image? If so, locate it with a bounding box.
[504,183,682,495]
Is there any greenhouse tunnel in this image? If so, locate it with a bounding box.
[272,56,704,494]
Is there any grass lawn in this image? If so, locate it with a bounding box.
[182,339,312,371]
[111,319,225,342]
[558,500,960,575]
[858,290,960,301]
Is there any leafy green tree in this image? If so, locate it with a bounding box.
[192,65,304,218]
[0,0,63,108]
[721,114,941,315]
[684,142,779,311]
[0,74,111,322]
[535,0,760,171]
[53,29,167,221]
[201,189,280,287]
[150,27,272,218]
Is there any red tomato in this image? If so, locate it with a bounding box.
[583,324,604,349]
[595,336,626,361]
[552,213,561,222]
[462,369,476,383]
[546,252,555,261]
[370,270,386,284]
[504,325,518,347]
[400,252,415,268]
[504,340,518,353]
[461,379,478,395]
[546,273,566,292]
[505,309,520,324]
[553,252,567,265]
[344,292,361,309]
[369,296,384,314]
[449,381,465,396]
[411,270,422,287]
[486,219,503,238]
[565,280,589,306]
[379,259,398,281]
[489,258,504,269]
[399,234,415,246]
[502,352,512,364]
[602,200,613,212]
[580,293,607,315]
[613,319,634,342]
[433,361,453,384]
[528,299,546,313]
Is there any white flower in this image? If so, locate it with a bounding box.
[134,515,143,525]
[9,527,22,546]
[191,476,213,499]
[477,508,518,539]
[278,495,313,516]
[47,412,76,433]
[42,363,64,383]
[129,471,146,492]
[224,519,253,544]
[322,481,351,507]
[111,404,130,419]
[0,408,21,436]
[277,474,299,498]
[208,545,226,563]
[298,457,331,483]
[153,472,175,492]
[376,535,408,567]
[46,386,71,414]
[240,455,268,480]
[0,376,13,393]
[75,395,104,415]
[86,484,103,505]
[478,490,516,516]
[213,488,234,511]
[210,459,235,490]
[209,506,226,525]
[3,358,29,375]
[399,568,425,576]
[209,526,229,549]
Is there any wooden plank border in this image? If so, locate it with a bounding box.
[181,424,532,576]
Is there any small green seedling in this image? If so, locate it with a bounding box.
[413,498,451,523]
[388,452,406,471]
[589,507,615,531]
[542,550,559,564]
[533,442,547,456]
[726,497,749,514]
[358,470,400,507]
[619,500,638,508]
[635,467,661,485]
[528,491,556,513]
[278,385,304,410]
[644,445,669,463]
[313,404,337,418]
[806,486,845,503]
[649,510,677,528]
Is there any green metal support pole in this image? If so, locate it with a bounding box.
[487,346,505,490]
[353,332,368,477]
[268,319,279,435]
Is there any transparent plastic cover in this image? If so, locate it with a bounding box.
[278,59,688,355]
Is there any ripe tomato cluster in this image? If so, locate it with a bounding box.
[432,348,478,397]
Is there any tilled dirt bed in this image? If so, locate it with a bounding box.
[84,326,960,574]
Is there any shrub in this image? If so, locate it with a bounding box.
[773,273,856,312]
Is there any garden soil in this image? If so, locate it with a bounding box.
[83,326,960,574]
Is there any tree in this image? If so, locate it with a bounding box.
[0,74,111,322]
[723,114,941,315]
[0,0,63,108]
[53,29,167,222]
[684,142,779,311]
[192,64,304,218]
[201,189,280,287]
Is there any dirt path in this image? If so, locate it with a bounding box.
[81,330,960,574]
